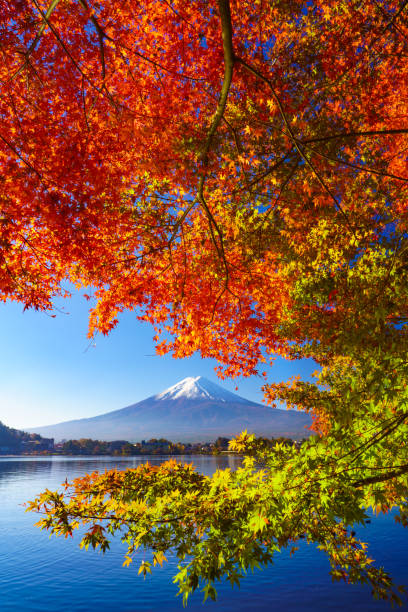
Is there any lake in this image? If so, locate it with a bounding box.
[1,455,407,611]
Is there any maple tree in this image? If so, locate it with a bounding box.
[1,0,408,604]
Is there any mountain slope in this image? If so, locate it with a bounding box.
[29,376,312,442]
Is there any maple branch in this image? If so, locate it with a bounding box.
[336,413,408,466]
[256,162,299,232]
[178,224,188,302]
[302,143,408,183]
[158,0,196,30]
[231,150,293,194]
[224,118,252,193]
[236,57,356,236]
[30,0,122,114]
[90,19,204,83]
[372,0,408,45]
[195,0,234,284]
[301,128,408,145]
[0,133,43,180]
[80,0,197,91]
[199,0,234,165]
[30,0,104,99]
[9,0,62,82]
[279,411,408,496]
[77,0,106,80]
[81,76,91,132]
[34,507,189,525]
[198,190,228,275]
[168,198,198,244]
[204,285,228,327]
[352,463,408,488]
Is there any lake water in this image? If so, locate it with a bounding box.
[1,455,408,611]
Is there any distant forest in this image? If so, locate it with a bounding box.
[0,421,297,456]
[58,436,237,456]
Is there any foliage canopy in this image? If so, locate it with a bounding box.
[1,0,408,604]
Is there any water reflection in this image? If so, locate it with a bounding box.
[0,454,243,510]
[0,455,406,612]
[0,457,53,484]
[0,453,243,478]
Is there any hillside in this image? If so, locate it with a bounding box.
[0,421,53,453]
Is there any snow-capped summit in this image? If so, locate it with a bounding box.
[155,376,249,403]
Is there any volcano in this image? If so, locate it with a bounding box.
[29,376,312,442]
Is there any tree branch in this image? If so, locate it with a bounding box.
[199,0,234,166]
[77,0,106,80]
[193,0,235,283]
[9,0,62,82]
[236,57,356,236]
[301,128,408,145]
[352,463,408,488]
[301,142,408,182]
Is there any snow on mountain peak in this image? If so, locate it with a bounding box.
[154,376,251,404]
[156,377,209,401]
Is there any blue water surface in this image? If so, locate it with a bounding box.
[1,455,407,611]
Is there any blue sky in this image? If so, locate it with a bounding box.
[0,290,316,431]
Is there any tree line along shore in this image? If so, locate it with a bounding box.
[0,422,299,456]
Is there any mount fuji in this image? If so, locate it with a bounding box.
[28,376,312,442]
